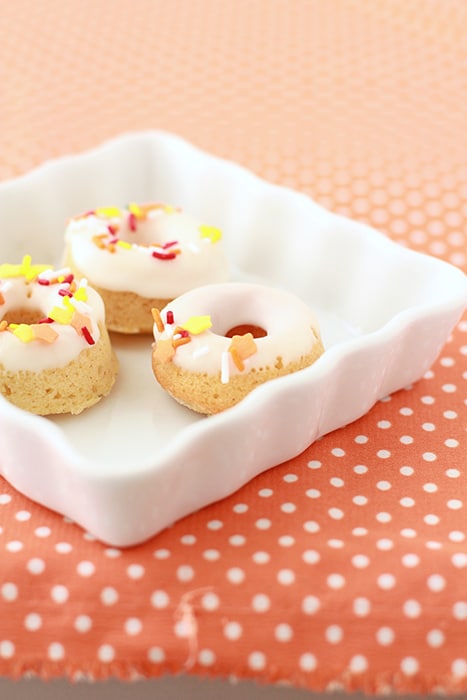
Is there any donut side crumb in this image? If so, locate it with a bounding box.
[153,336,325,414]
[0,326,118,415]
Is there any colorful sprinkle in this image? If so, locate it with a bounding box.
[48,306,74,325]
[74,286,88,302]
[128,212,138,232]
[0,255,51,282]
[30,324,58,344]
[181,315,212,335]
[151,250,179,261]
[81,326,95,346]
[151,308,164,333]
[221,351,230,384]
[10,324,35,343]
[117,240,132,250]
[173,335,191,348]
[0,320,8,331]
[95,207,122,218]
[166,310,174,325]
[228,333,258,371]
[128,202,143,217]
[199,225,222,243]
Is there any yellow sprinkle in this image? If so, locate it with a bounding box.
[11,324,35,343]
[117,240,132,249]
[62,296,74,312]
[199,225,222,243]
[95,207,122,218]
[181,315,212,335]
[74,287,88,302]
[48,306,74,324]
[0,256,51,281]
[128,202,142,217]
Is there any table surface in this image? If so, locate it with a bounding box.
[0,0,466,695]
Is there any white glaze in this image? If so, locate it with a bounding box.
[153,282,322,377]
[0,269,104,372]
[65,206,230,298]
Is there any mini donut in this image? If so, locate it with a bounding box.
[151,282,325,414]
[64,202,230,334]
[0,256,118,415]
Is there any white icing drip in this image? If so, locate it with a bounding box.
[65,208,229,298]
[153,283,322,378]
[0,275,104,372]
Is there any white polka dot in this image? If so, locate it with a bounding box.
[275,623,293,642]
[255,518,272,530]
[1,582,18,602]
[74,615,92,633]
[252,593,270,613]
[6,540,23,552]
[403,600,421,618]
[376,480,392,491]
[0,494,12,504]
[353,526,369,535]
[233,502,248,513]
[400,407,413,416]
[427,574,446,592]
[303,520,320,533]
[376,627,395,645]
[299,653,317,672]
[327,573,346,589]
[34,526,51,538]
[48,642,65,661]
[349,655,368,673]
[353,464,368,474]
[423,482,438,493]
[328,507,344,520]
[452,553,467,568]
[449,531,466,543]
[427,629,445,648]
[443,410,457,419]
[258,488,273,498]
[423,452,437,462]
[180,534,196,545]
[98,644,115,663]
[352,554,370,569]
[325,625,343,644]
[426,541,442,550]
[278,535,295,547]
[201,592,219,611]
[198,649,216,667]
[15,510,31,521]
[51,585,69,604]
[354,435,369,444]
[303,550,320,565]
[442,383,457,393]
[224,621,242,640]
[0,641,15,658]
[203,549,220,561]
[55,542,73,554]
[281,502,297,513]
[249,651,267,670]
[452,659,467,678]
[227,567,245,584]
[100,587,118,606]
[77,561,95,577]
[330,477,344,488]
[27,558,45,575]
[401,657,419,676]
[328,538,345,548]
[377,420,392,429]
[377,573,396,590]
[353,495,368,506]
[400,466,414,476]
[277,569,295,585]
[252,551,270,564]
[447,499,463,510]
[307,460,322,469]
[331,448,345,457]
[421,395,435,405]
[401,528,417,538]
[207,519,223,531]
[446,469,461,478]
[377,450,391,459]
[453,602,467,620]
[125,617,142,636]
[400,497,415,507]
[353,597,371,616]
[376,538,394,551]
[127,564,145,580]
[153,548,171,559]
[400,435,414,445]
[229,534,246,546]
[151,590,170,609]
[402,554,420,568]
[423,514,439,526]
[302,595,321,615]
[306,489,321,499]
[177,565,194,582]
[24,613,42,631]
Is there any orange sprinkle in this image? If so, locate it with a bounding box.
[30,324,59,344]
[229,333,257,360]
[151,308,164,332]
[0,320,8,331]
[70,311,93,337]
[229,346,245,372]
[173,335,191,348]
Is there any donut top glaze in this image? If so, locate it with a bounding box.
[65,202,230,298]
[152,283,323,382]
[0,256,104,372]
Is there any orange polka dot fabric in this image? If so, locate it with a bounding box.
[0,0,466,693]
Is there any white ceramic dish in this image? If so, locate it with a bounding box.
[0,131,466,546]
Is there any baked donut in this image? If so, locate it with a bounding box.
[64,202,229,334]
[151,282,325,414]
[0,256,118,415]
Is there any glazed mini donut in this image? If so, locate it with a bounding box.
[0,256,118,415]
[151,282,325,414]
[64,202,229,334]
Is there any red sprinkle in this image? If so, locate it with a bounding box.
[82,326,95,345]
[63,274,74,284]
[58,288,73,297]
[128,212,137,232]
[108,224,118,235]
[152,251,177,260]
[38,317,54,324]
[178,329,189,338]
[162,240,179,249]
[166,310,174,324]
[37,278,50,286]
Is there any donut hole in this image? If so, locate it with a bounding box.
[1,307,45,325]
[224,324,268,339]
